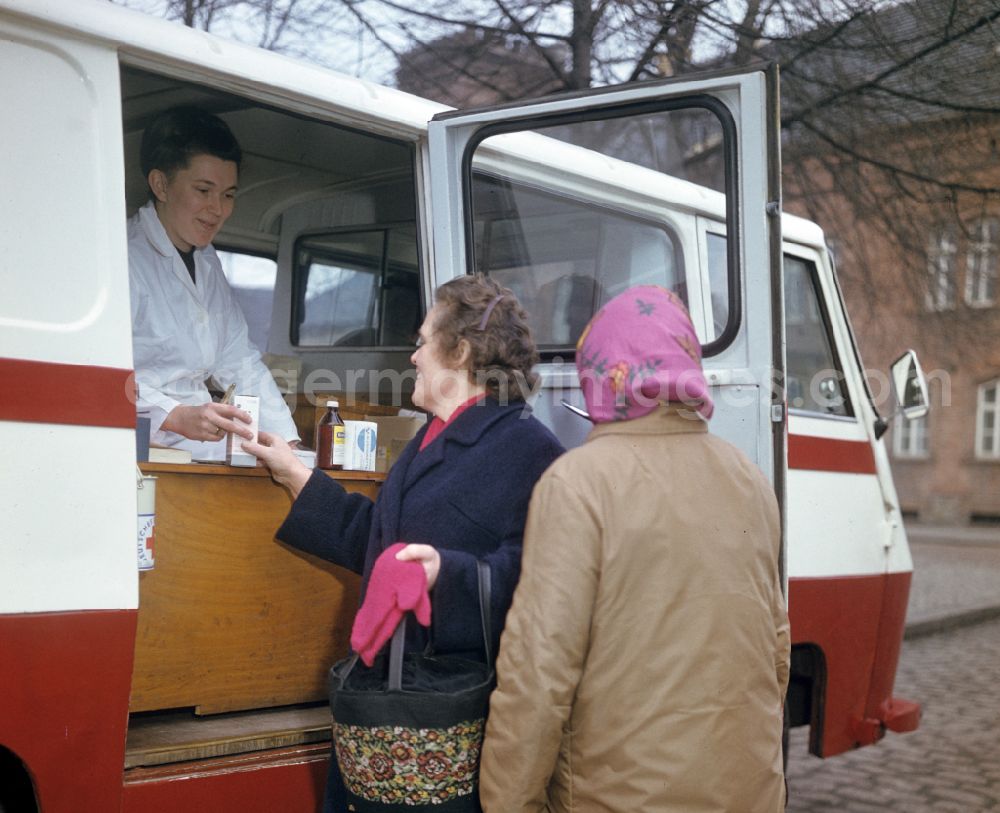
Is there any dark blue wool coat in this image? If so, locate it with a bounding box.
[277,397,564,659]
[279,397,563,811]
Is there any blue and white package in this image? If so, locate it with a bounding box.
[344,420,377,471]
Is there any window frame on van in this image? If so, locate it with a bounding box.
[782,253,855,419]
[456,94,743,359]
[289,222,421,350]
[469,170,689,356]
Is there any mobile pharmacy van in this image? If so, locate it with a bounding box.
[0,0,926,808]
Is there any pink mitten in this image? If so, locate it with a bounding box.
[351,542,432,666]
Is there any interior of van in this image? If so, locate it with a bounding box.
[122,65,428,770]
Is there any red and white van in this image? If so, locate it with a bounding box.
[0,0,926,808]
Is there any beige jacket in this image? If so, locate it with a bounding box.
[480,407,790,813]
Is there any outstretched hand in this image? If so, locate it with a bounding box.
[395,544,441,590]
[243,431,312,498]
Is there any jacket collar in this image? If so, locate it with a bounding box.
[587,403,709,441]
[375,397,531,548]
[138,200,180,259]
[392,397,529,491]
[437,396,531,448]
[138,200,208,296]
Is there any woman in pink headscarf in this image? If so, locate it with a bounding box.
[480,285,790,813]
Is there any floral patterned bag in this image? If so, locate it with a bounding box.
[329,561,493,811]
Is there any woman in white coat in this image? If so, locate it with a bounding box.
[129,106,299,460]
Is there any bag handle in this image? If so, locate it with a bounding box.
[477,559,493,667]
[388,559,493,691]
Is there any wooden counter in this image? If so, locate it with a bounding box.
[131,463,383,715]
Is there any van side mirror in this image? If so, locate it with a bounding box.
[874,349,929,440]
[891,350,929,420]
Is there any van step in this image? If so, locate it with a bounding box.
[125,704,331,768]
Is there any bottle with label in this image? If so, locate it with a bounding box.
[316,399,346,470]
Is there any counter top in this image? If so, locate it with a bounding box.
[139,461,387,482]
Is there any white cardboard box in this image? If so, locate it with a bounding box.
[344,420,377,471]
[226,394,260,467]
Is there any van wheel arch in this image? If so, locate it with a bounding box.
[0,746,39,813]
[785,643,828,758]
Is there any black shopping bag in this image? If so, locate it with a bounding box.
[330,561,493,811]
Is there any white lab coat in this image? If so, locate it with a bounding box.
[128,201,299,460]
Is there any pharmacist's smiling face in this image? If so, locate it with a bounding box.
[149,153,238,251]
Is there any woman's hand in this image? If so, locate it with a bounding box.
[395,544,441,590]
[162,402,254,442]
[243,431,312,498]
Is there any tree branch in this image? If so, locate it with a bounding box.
[782,6,1000,128]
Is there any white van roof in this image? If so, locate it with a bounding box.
[1,0,450,139]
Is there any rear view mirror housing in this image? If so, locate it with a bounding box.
[890,350,930,420]
[873,349,929,439]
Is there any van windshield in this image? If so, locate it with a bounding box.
[466,102,735,355]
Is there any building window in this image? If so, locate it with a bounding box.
[893,413,929,459]
[976,379,1000,460]
[965,218,998,307]
[926,228,957,311]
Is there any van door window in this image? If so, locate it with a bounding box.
[291,226,420,348]
[708,234,854,417]
[472,174,683,350]
[218,250,277,352]
[466,103,734,355]
[784,255,853,417]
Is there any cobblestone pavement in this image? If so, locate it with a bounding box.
[786,617,1000,811]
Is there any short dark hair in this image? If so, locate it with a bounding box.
[140,106,242,189]
[433,274,540,402]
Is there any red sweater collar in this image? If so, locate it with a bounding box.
[419,393,487,451]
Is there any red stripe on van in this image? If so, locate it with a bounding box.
[0,357,135,429]
[788,433,876,474]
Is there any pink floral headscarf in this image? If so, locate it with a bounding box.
[576,285,713,423]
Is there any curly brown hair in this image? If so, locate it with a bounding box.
[432,274,539,402]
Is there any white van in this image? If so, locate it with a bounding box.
[0,0,927,809]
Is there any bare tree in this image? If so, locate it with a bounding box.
[112,0,1000,354]
[110,0,385,75]
[377,0,1000,354]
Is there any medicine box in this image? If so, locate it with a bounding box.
[226,394,260,467]
[344,420,377,471]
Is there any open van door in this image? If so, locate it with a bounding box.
[426,65,784,518]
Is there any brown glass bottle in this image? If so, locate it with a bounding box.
[316,399,346,470]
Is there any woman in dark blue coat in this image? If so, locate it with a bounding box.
[249,274,564,811]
